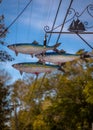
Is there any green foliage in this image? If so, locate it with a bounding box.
[43,75,93,130]
[0,70,11,130]
[33,115,50,130]
[0,12,14,61]
[0,14,6,38]
[10,55,93,130]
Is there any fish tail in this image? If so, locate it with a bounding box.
[58,63,65,73]
[58,66,65,73]
[53,43,61,51]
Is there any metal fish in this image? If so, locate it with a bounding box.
[7,41,61,56]
[36,52,80,65]
[12,62,61,75]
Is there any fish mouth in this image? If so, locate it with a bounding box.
[12,63,23,68]
[7,45,11,48]
[8,43,18,49]
[7,45,14,50]
[12,64,17,68]
[12,64,20,68]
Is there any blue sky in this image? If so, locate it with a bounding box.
[0,0,93,82]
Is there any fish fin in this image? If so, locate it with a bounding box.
[19,71,23,75]
[54,42,61,50]
[80,52,93,61]
[37,60,44,64]
[32,40,39,45]
[61,62,66,66]
[58,63,66,72]
[55,49,66,54]
[15,51,18,56]
[59,49,66,53]
[31,54,33,58]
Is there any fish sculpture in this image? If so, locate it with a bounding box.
[12,62,63,75]
[7,41,61,56]
[36,52,91,65]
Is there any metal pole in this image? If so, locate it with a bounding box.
[46,31,93,34]
[76,33,93,49]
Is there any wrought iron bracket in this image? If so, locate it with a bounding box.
[44,4,93,33]
[43,4,93,49]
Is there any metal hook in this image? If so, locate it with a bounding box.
[43,33,48,47]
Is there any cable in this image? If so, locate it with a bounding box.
[76,33,93,49]
[26,0,33,41]
[15,0,20,43]
[0,0,33,40]
[46,0,54,25]
[47,0,63,44]
[50,14,75,31]
[56,0,74,44]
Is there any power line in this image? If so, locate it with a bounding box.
[0,0,33,40]
[47,0,63,44]
[15,0,20,43]
[26,0,33,41]
[45,0,93,50]
[56,0,74,44]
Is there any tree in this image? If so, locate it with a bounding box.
[9,52,93,130]
[83,56,93,104]
[41,55,93,130]
[0,69,12,130]
[0,15,6,38]
[0,1,14,62]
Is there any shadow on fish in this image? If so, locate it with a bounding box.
[7,41,61,56]
[12,62,64,75]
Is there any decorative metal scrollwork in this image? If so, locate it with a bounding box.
[44,4,93,33]
[68,4,93,30]
[44,26,50,32]
[87,4,93,18]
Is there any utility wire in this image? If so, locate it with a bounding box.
[76,33,93,49]
[56,0,74,44]
[26,0,33,41]
[15,0,20,43]
[0,0,33,40]
[47,0,63,44]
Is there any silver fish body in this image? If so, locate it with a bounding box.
[36,52,80,65]
[7,42,61,56]
[12,62,60,75]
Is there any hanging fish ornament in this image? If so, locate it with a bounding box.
[7,41,61,56]
[12,62,63,75]
[36,51,92,65]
